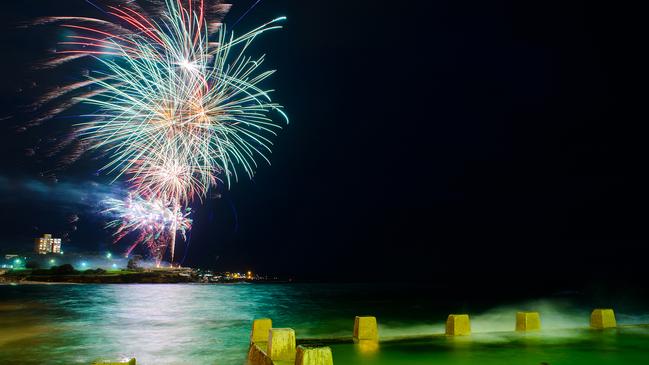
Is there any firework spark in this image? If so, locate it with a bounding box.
[31,0,287,261]
[103,194,192,264]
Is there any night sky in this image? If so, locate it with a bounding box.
[1,1,647,288]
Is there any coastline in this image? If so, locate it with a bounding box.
[0,271,289,285]
[0,270,196,284]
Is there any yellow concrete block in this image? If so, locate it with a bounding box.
[295,346,333,365]
[445,314,471,336]
[591,309,616,329]
[516,312,541,331]
[267,328,296,361]
[356,339,379,354]
[247,343,273,365]
[353,316,378,341]
[250,318,273,343]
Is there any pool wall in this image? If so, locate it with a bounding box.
[246,308,624,365]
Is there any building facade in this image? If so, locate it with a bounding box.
[34,234,62,254]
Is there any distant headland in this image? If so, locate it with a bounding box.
[0,265,286,284]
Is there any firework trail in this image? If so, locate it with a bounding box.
[103,194,192,264]
[31,0,287,261]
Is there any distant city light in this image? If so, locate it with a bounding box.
[80,262,87,267]
[14,258,21,265]
[34,234,62,255]
[49,259,56,265]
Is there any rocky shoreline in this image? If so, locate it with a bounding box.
[0,268,196,284]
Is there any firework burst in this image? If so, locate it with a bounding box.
[32,0,287,261]
[103,194,192,264]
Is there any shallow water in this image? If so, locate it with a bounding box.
[0,283,648,364]
[331,327,649,365]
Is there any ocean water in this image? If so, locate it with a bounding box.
[1,283,648,364]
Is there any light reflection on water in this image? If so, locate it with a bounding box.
[1,283,648,365]
[1,284,297,365]
[331,327,649,365]
[2,283,384,365]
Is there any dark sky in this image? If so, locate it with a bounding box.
[1,0,648,286]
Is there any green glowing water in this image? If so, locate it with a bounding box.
[0,283,647,364]
[331,328,649,364]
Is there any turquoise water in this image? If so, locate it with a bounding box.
[1,283,648,364]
